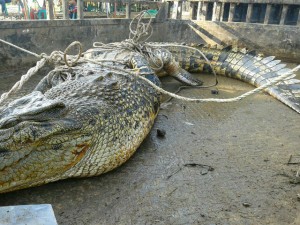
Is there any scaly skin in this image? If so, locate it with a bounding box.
[0,62,161,193]
[84,47,203,86]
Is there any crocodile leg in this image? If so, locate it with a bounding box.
[152,48,203,86]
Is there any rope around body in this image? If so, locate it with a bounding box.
[1,37,298,105]
[0,11,299,106]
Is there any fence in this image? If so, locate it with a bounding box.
[168,0,300,26]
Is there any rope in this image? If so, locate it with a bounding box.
[0,38,41,58]
[0,10,299,107]
[63,41,83,67]
[0,58,47,105]
[122,65,300,103]
[0,39,83,105]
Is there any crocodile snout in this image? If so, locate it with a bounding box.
[0,91,66,130]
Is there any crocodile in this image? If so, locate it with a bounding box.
[0,43,299,193]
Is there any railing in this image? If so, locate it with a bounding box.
[167,0,300,25]
[4,0,299,25]
[45,0,159,20]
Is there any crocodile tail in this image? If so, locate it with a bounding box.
[218,47,300,113]
[176,45,300,114]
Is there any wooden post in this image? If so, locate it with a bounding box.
[171,1,178,19]
[47,0,54,20]
[77,0,84,19]
[167,1,172,18]
[228,2,235,22]
[106,2,110,18]
[126,0,131,19]
[62,0,69,19]
[177,1,182,20]
[23,0,29,19]
[220,2,224,21]
[212,2,216,21]
[156,2,168,21]
[189,2,195,20]
[201,1,207,20]
[196,1,202,20]
[298,7,300,26]
[264,4,271,24]
[212,2,221,21]
[279,5,288,25]
[246,3,253,23]
[114,1,117,17]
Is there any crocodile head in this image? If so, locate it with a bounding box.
[0,87,93,193]
[0,64,161,193]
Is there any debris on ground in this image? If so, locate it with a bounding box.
[288,155,300,164]
[211,89,219,95]
[156,129,166,138]
[242,203,251,207]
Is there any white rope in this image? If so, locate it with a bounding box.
[0,39,83,105]
[0,38,41,58]
[0,58,47,105]
[83,55,300,104]
[1,36,299,105]
[0,10,299,106]
[126,65,300,103]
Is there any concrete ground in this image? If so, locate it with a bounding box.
[0,65,299,225]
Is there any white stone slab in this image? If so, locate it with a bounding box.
[0,204,58,225]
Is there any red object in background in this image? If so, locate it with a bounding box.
[30,8,36,19]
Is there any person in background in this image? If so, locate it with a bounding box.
[16,0,24,16]
[68,0,77,19]
[0,0,8,16]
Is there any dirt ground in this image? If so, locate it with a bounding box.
[0,65,299,225]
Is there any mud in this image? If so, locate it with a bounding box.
[0,65,299,225]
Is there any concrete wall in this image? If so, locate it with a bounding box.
[0,19,299,69]
[0,19,203,68]
[0,19,143,67]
